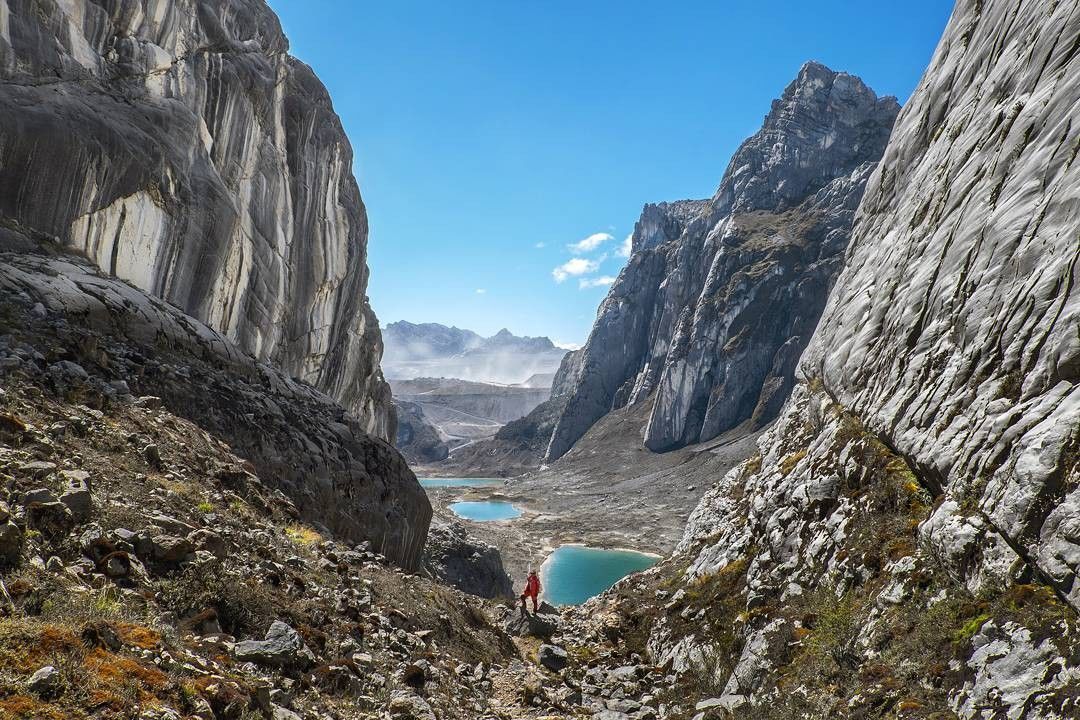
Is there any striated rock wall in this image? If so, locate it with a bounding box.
[546,62,900,461]
[0,0,392,438]
[621,0,1080,716]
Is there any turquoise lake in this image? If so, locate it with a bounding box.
[542,545,659,606]
[419,477,504,489]
[448,501,522,521]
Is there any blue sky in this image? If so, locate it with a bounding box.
[269,1,954,347]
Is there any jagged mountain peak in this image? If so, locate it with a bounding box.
[712,60,901,216]
[545,63,900,461]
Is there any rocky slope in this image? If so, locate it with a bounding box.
[546,62,901,461]
[552,1,1080,717]
[0,254,430,570]
[383,322,567,386]
[0,0,392,438]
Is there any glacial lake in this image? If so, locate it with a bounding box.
[448,501,522,521]
[542,545,659,606]
[419,477,504,489]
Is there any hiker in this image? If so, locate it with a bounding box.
[519,570,541,614]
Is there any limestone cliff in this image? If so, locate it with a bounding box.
[546,62,900,461]
[578,1,1080,716]
[0,0,392,438]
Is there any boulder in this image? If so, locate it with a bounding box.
[27,665,61,697]
[538,643,568,672]
[234,621,315,672]
[59,471,93,522]
[0,521,23,565]
[387,690,436,720]
[26,501,74,540]
[505,606,560,640]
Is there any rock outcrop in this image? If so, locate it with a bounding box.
[421,521,513,599]
[546,62,900,460]
[0,254,430,569]
[0,0,392,438]
[567,1,1079,717]
[394,400,450,465]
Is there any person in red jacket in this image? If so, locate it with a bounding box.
[519,570,541,614]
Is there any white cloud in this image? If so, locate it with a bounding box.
[552,258,599,283]
[534,242,546,249]
[578,275,616,290]
[568,232,613,254]
[554,340,583,351]
[475,288,486,294]
[617,233,633,258]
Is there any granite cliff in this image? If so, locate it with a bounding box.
[546,62,901,461]
[559,1,1080,717]
[0,0,392,438]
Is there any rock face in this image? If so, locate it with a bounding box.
[615,1,1080,716]
[546,62,900,460]
[421,521,513,599]
[434,349,584,476]
[0,255,431,569]
[394,400,450,465]
[0,0,392,439]
[382,322,567,386]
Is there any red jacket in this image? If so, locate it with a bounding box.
[524,574,541,597]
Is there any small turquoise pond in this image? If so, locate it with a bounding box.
[542,545,659,606]
[419,477,503,489]
[448,501,522,521]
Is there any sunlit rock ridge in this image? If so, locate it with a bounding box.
[546,61,901,461]
[0,0,392,438]
[642,0,1079,713]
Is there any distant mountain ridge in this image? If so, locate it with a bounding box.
[381,321,567,385]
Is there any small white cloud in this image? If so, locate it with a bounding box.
[578,275,616,289]
[552,258,599,283]
[475,288,486,294]
[617,233,633,258]
[534,242,546,249]
[568,232,613,254]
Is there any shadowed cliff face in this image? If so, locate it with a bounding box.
[0,0,392,439]
[546,62,901,461]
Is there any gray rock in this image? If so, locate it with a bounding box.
[234,621,315,672]
[505,606,561,640]
[270,706,302,720]
[386,690,437,720]
[27,665,61,697]
[0,0,393,438]
[546,62,900,460]
[149,535,194,565]
[538,643,569,672]
[26,501,75,540]
[59,471,93,522]
[421,521,513,599]
[0,521,23,565]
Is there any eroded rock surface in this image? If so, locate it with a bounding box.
[0,0,392,437]
[0,254,430,569]
[546,62,900,460]
[562,1,1079,717]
